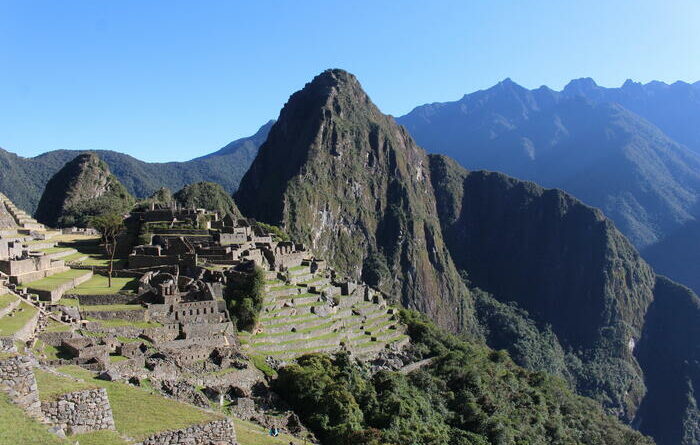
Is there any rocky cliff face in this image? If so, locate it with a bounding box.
[35,152,134,227]
[428,154,657,421]
[235,69,475,332]
[636,277,700,445]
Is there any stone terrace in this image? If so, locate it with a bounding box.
[242,263,408,360]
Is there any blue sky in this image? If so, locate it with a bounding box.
[1,1,698,162]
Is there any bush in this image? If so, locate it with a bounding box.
[224,267,265,331]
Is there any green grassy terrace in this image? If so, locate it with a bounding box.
[81,303,142,312]
[34,368,98,401]
[21,269,91,292]
[0,293,16,312]
[58,365,221,441]
[71,275,138,295]
[84,318,160,329]
[0,392,68,445]
[0,301,38,336]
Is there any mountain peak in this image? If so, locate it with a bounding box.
[563,77,599,95]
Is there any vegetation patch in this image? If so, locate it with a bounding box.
[0,293,17,312]
[34,368,97,401]
[0,301,38,336]
[225,266,265,331]
[22,269,91,292]
[71,275,137,295]
[71,430,127,445]
[0,392,68,445]
[81,303,142,312]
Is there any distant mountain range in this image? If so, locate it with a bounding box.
[396,78,700,296]
[0,120,273,214]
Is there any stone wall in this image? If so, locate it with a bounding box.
[38,330,75,347]
[0,354,42,418]
[141,417,237,445]
[70,293,141,306]
[0,336,15,352]
[40,387,116,434]
[82,308,146,322]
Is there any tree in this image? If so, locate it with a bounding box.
[90,213,124,288]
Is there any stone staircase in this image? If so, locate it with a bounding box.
[244,271,409,360]
[0,193,45,231]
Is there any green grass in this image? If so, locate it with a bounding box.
[252,331,339,347]
[58,365,221,440]
[233,418,301,445]
[0,301,38,336]
[34,368,98,401]
[37,247,73,254]
[250,355,277,378]
[109,355,128,363]
[71,430,128,445]
[81,303,142,311]
[84,318,161,329]
[56,297,79,307]
[0,293,17,312]
[60,252,88,262]
[44,319,72,332]
[22,269,91,292]
[70,275,138,295]
[0,392,69,445]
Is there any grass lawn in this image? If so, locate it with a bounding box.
[58,365,221,440]
[84,318,161,329]
[0,293,17,312]
[81,303,142,312]
[0,392,69,445]
[37,247,74,254]
[44,319,73,332]
[71,275,138,295]
[233,418,303,445]
[72,430,128,445]
[22,269,91,292]
[60,252,88,262]
[57,297,80,307]
[34,368,98,401]
[0,301,37,336]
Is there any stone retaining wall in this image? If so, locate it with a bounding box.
[0,336,15,352]
[40,387,115,434]
[0,354,42,418]
[140,417,237,445]
[32,270,93,302]
[38,330,75,347]
[82,308,146,321]
[69,293,141,306]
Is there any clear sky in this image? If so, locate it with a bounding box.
[1,1,698,162]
